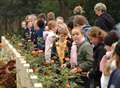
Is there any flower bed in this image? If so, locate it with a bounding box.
[3,34,84,88]
[1,36,42,88]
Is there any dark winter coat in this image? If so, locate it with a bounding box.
[95,13,115,32]
[108,69,120,88]
[34,27,45,50]
[23,27,35,42]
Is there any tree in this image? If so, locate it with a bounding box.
[0,0,120,37]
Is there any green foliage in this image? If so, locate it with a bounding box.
[40,0,59,16]
[0,0,42,17]
[106,0,120,23]
[0,0,120,36]
[6,29,98,88]
[5,33,82,87]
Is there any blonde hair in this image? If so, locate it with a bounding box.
[103,42,118,76]
[94,3,107,12]
[56,16,64,24]
[73,5,84,15]
[25,14,37,26]
[47,12,55,21]
[57,23,68,35]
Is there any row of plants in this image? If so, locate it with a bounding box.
[0,59,16,88]
[5,33,84,88]
[0,35,16,88]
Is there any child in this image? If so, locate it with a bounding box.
[70,27,93,88]
[108,41,120,88]
[23,19,35,43]
[73,15,91,41]
[70,26,93,72]
[51,23,72,65]
[21,21,26,37]
[45,20,57,63]
[34,19,45,51]
[25,14,37,25]
[73,5,84,15]
[56,16,64,24]
[88,26,107,88]
[21,21,26,29]
[47,12,55,22]
[100,31,119,88]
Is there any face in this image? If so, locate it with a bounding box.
[59,34,67,41]
[27,21,33,28]
[28,16,33,22]
[89,37,99,45]
[105,45,111,51]
[56,19,64,24]
[45,26,49,31]
[95,9,102,16]
[53,25,58,33]
[72,29,82,44]
[21,21,26,29]
[34,21,39,30]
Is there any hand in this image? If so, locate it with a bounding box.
[87,71,90,78]
[65,57,70,61]
[61,64,67,68]
[76,67,82,73]
[70,68,78,73]
[38,50,43,53]
[70,67,82,73]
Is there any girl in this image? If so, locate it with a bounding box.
[70,26,93,72]
[45,20,57,63]
[51,23,72,65]
[100,31,119,88]
[88,26,107,88]
[34,19,45,51]
[70,27,93,88]
[73,15,91,41]
[108,41,120,88]
[47,12,55,22]
[23,19,35,43]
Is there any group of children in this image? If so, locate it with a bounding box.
[20,3,120,88]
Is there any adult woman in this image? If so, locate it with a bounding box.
[94,3,115,32]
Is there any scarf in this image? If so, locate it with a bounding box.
[56,40,67,64]
[70,42,77,67]
[70,37,85,67]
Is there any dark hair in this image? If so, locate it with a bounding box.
[115,41,120,68]
[73,15,87,27]
[67,21,73,30]
[104,31,119,46]
[37,19,45,28]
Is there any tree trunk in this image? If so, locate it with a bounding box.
[57,0,69,18]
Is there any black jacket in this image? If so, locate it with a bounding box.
[93,43,106,71]
[89,43,106,79]
[95,13,115,32]
[108,69,120,88]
